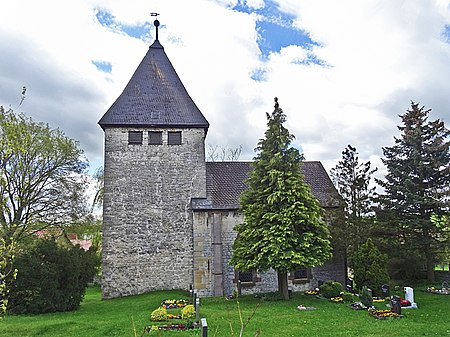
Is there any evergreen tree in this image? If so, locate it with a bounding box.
[350,238,389,296]
[330,145,377,259]
[375,102,450,281]
[230,98,332,300]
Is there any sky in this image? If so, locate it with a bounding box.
[1,0,450,182]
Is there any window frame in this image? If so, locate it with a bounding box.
[167,131,182,145]
[234,270,260,287]
[290,268,311,284]
[128,131,143,145]
[148,131,163,145]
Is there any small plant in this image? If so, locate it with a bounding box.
[181,304,195,319]
[151,307,167,321]
[319,281,344,299]
[359,286,373,308]
[341,292,354,302]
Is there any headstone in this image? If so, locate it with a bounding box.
[201,318,208,337]
[381,284,390,298]
[390,295,401,314]
[403,287,418,308]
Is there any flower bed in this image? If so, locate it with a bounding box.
[330,296,343,303]
[427,287,450,295]
[161,299,189,309]
[368,308,403,320]
[151,324,187,331]
[147,298,196,333]
[304,289,319,296]
[372,297,386,303]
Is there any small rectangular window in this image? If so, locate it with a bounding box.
[238,271,254,283]
[128,131,143,145]
[168,131,182,145]
[148,131,163,145]
[293,268,308,280]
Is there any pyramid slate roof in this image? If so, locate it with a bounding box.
[98,40,209,130]
[191,161,342,210]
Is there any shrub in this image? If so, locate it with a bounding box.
[151,307,167,321]
[8,238,99,314]
[181,304,195,319]
[359,286,373,307]
[351,238,389,297]
[319,281,343,299]
[388,253,427,281]
[341,292,354,302]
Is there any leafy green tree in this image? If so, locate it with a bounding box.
[375,102,450,282]
[350,238,389,296]
[230,98,332,300]
[0,238,17,319]
[0,106,89,244]
[0,106,89,312]
[92,166,104,211]
[330,145,377,263]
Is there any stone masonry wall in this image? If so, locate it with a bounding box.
[102,127,206,299]
[193,209,345,297]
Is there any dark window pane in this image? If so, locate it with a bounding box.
[128,131,143,145]
[168,131,182,145]
[239,271,253,283]
[294,268,308,279]
[148,131,162,145]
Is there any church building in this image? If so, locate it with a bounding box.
[98,19,345,299]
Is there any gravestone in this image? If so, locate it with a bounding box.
[390,295,401,314]
[403,286,418,308]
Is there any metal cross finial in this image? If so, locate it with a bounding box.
[151,13,160,41]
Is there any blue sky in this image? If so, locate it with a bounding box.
[1,0,450,180]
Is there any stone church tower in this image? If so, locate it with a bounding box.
[98,19,209,299]
[99,19,346,300]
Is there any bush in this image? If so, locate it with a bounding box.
[181,304,195,319]
[8,238,99,314]
[351,238,389,297]
[359,286,373,307]
[341,292,354,302]
[151,307,167,321]
[388,253,427,281]
[319,281,343,299]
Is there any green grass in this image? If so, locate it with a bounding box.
[1,285,449,337]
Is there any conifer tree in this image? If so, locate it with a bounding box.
[376,102,450,281]
[230,98,332,299]
[330,145,377,259]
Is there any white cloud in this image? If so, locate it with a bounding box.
[1,0,450,178]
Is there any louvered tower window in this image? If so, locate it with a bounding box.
[128,131,143,145]
[148,131,163,145]
[168,131,182,145]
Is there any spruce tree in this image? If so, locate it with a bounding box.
[330,145,377,260]
[376,102,450,281]
[230,98,332,299]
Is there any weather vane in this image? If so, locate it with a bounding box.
[151,12,160,41]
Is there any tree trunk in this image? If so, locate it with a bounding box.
[277,271,289,300]
[425,246,435,282]
[423,225,435,283]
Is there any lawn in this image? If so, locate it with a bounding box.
[1,285,449,337]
